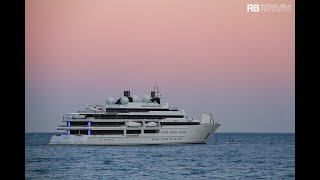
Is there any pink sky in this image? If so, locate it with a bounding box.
[26,0,294,132]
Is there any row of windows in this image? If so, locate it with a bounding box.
[161,131,186,134]
[54,142,83,144]
[127,130,141,134]
[70,130,88,135]
[85,114,184,119]
[152,137,182,141]
[126,130,159,134]
[67,122,199,127]
[105,108,172,112]
[68,122,125,127]
[91,122,125,126]
[160,122,200,125]
[69,122,88,126]
[69,129,160,135]
[145,130,159,133]
[99,138,114,140]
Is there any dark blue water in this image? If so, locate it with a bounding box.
[25,133,294,179]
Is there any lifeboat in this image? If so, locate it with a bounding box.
[146,122,158,127]
[126,121,142,127]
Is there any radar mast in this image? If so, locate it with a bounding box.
[154,83,161,98]
[151,83,161,104]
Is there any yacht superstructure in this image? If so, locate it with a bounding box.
[49,85,221,145]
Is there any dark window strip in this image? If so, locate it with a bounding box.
[160,122,200,125]
[85,114,184,119]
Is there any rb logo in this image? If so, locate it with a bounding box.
[247,4,260,12]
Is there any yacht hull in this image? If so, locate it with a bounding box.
[49,123,220,145]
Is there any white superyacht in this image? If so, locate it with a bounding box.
[49,85,221,145]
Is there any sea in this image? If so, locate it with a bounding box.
[25,133,295,179]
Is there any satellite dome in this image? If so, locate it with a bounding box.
[106,97,114,105]
[141,95,150,103]
[120,96,129,105]
[132,95,139,102]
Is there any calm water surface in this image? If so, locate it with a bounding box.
[25,133,295,179]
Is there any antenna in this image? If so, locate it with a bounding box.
[153,83,161,98]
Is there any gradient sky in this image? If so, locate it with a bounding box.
[26,0,295,133]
